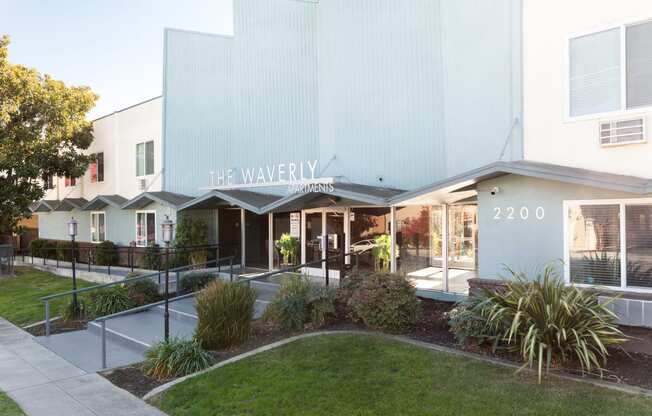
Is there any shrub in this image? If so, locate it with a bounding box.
[124,277,160,306]
[56,240,78,262]
[28,238,45,257]
[143,337,214,381]
[178,272,215,294]
[88,286,134,318]
[60,298,88,321]
[478,264,628,383]
[372,234,391,272]
[173,215,209,267]
[195,280,256,349]
[95,240,119,266]
[447,296,502,348]
[343,272,421,333]
[140,243,162,270]
[264,274,337,331]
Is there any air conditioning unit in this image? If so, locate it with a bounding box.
[599,117,646,146]
[138,178,148,191]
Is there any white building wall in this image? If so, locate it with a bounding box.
[523,0,652,178]
[42,96,163,202]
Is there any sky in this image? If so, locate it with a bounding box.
[0,0,233,119]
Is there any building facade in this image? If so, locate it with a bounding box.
[33,0,652,326]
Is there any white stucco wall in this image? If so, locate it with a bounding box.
[43,96,163,202]
[523,0,652,178]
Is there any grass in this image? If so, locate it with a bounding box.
[0,393,24,416]
[0,267,94,326]
[156,334,652,416]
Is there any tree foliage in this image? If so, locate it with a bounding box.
[0,35,97,234]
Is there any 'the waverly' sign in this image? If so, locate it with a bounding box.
[202,160,334,191]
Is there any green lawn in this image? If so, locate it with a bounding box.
[0,267,94,326]
[157,334,652,416]
[0,393,24,416]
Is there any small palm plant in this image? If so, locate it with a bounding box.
[275,233,299,265]
[476,264,627,383]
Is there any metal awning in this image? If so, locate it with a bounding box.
[29,200,60,213]
[390,160,652,205]
[179,190,283,214]
[121,192,195,210]
[82,195,128,211]
[52,198,89,211]
[261,183,405,213]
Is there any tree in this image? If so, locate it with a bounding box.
[0,35,98,236]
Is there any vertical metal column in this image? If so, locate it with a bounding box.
[390,206,397,273]
[268,212,274,271]
[240,209,246,269]
[442,204,449,293]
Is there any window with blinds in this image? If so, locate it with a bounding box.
[569,29,621,117]
[626,205,652,288]
[569,21,652,117]
[626,21,652,109]
[568,204,621,286]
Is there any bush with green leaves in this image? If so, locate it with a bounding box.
[195,280,256,349]
[60,297,88,322]
[95,240,119,266]
[372,234,392,272]
[447,296,502,348]
[178,272,215,294]
[140,243,162,270]
[264,274,337,331]
[143,337,214,381]
[88,286,134,318]
[342,272,420,333]
[124,277,160,306]
[173,215,209,267]
[56,240,78,262]
[476,265,627,383]
[28,238,45,257]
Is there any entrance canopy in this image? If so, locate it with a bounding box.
[179,190,283,213]
[390,160,652,205]
[262,183,405,213]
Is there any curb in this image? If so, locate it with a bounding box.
[143,330,652,401]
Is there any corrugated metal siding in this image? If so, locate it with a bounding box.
[163,0,522,195]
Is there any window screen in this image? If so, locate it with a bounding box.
[626,205,652,288]
[626,21,652,109]
[136,143,145,177]
[145,141,154,175]
[568,204,621,286]
[569,28,621,117]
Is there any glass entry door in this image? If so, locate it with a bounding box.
[303,209,345,277]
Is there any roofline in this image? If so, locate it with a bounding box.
[81,195,126,210]
[121,192,192,210]
[91,96,163,123]
[179,190,279,214]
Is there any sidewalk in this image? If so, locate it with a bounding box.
[0,318,166,416]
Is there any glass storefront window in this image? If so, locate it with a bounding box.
[626,205,652,288]
[349,207,391,272]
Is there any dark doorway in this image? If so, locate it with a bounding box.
[245,211,269,269]
[218,208,241,263]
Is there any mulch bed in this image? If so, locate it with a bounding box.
[25,319,87,336]
[101,298,652,398]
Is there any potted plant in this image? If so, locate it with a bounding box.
[275,233,299,266]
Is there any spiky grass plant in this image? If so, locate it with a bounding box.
[143,337,214,381]
[88,286,134,318]
[476,264,627,383]
[195,280,256,349]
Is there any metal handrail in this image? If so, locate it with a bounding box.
[40,255,236,337]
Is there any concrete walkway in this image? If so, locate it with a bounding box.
[0,318,166,416]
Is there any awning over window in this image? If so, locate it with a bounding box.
[82,195,128,211]
[179,190,283,214]
[52,198,89,211]
[121,191,195,210]
[390,160,652,205]
[29,200,60,213]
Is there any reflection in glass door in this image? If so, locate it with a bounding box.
[304,212,323,271]
[448,205,478,270]
[326,211,345,273]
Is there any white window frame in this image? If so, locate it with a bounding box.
[563,198,652,294]
[565,18,652,122]
[90,211,106,243]
[136,140,154,177]
[135,210,157,247]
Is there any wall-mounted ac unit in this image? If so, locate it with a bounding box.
[599,117,646,146]
[138,178,148,191]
